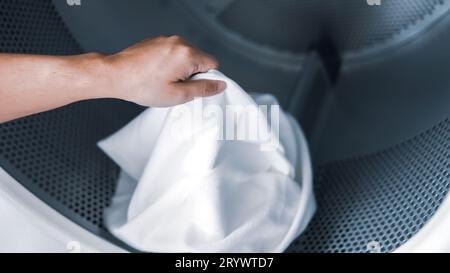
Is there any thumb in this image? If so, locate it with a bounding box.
[173,79,227,102]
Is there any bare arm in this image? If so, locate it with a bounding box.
[0,53,108,122]
[0,35,226,123]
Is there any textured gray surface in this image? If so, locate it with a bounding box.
[314,11,450,164]
[289,119,450,252]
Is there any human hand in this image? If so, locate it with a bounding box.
[105,35,226,107]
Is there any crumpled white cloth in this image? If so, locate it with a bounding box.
[98,70,315,253]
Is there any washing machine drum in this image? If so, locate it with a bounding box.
[0,0,449,253]
[186,0,450,60]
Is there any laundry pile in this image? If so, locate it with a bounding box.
[98,70,315,252]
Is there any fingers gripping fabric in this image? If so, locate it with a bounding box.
[0,0,142,234]
[289,119,450,253]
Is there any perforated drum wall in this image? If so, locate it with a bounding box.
[216,0,450,57]
[289,119,450,253]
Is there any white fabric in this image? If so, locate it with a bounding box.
[98,70,315,253]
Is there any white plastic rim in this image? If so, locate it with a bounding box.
[0,167,125,253]
[394,191,450,253]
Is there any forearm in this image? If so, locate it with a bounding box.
[0,36,224,123]
[0,53,111,123]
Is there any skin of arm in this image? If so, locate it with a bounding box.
[0,35,226,123]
